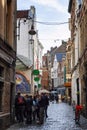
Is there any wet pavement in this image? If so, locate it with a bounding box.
[6,101,87,130]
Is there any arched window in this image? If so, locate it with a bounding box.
[68,46,71,51]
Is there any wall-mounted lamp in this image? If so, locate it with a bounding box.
[28,6,36,36]
[29,24,36,35]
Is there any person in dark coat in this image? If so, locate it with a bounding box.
[25,95,33,124]
[44,93,49,118]
[38,93,46,124]
[35,95,40,122]
[15,92,25,123]
[32,96,37,121]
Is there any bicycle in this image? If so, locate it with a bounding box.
[75,105,83,124]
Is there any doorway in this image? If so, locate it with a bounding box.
[76,78,80,105]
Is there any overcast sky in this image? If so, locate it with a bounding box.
[17,0,70,54]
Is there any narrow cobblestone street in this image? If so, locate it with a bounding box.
[6,102,87,130]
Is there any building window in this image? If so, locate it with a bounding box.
[0,66,4,111]
[6,0,12,43]
[0,82,3,111]
[0,66,4,77]
[68,46,71,51]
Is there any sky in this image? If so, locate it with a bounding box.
[17,0,70,54]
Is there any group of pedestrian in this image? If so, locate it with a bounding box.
[14,92,49,124]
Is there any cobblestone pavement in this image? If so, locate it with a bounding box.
[6,102,87,130]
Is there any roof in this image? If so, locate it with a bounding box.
[44,42,66,67]
[56,53,66,62]
[16,54,32,68]
[55,42,66,53]
[17,10,29,18]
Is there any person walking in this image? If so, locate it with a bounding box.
[38,93,46,124]
[35,95,40,122]
[15,92,25,123]
[25,95,33,124]
[44,93,49,118]
[32,96,37,121]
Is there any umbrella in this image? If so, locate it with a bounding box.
[39,89,50,94]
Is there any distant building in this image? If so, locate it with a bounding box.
[41,55,49,90]
[51,42,66,90]
[42,41,66,91]
[52,52,66,96]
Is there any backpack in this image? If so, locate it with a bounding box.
[17,96,24,105]
[33,100,36,106]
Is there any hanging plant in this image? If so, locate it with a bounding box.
[34,77,40,81]
[32,69,39,75]
[38,84,41,88]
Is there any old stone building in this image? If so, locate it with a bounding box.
[0,0,16,129]
[68,0,87,117]
[64,39,71,103]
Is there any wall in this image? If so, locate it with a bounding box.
[0,0,16,129]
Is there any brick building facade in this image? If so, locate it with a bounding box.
[0,0,16,129]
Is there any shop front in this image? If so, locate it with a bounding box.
[64,82,71,104]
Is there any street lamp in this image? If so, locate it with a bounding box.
[17,17,36,40]
[29,24,36,35]
[29,20,36,94]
